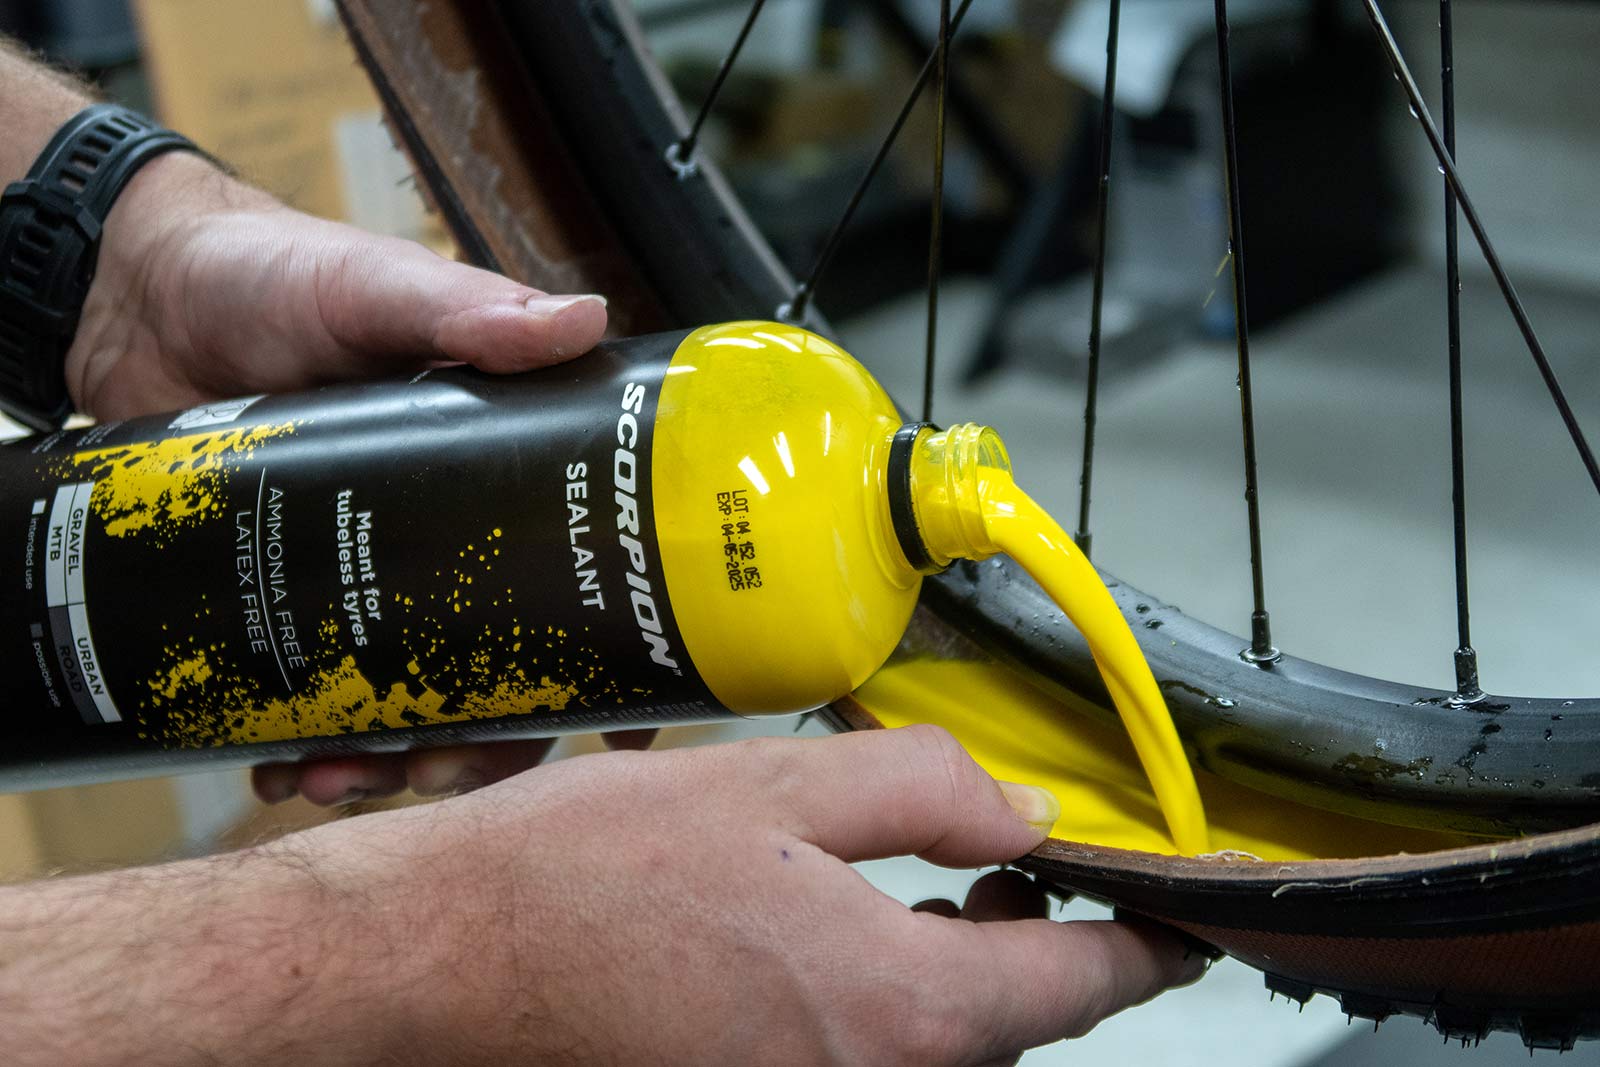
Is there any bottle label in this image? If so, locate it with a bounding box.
[0,335,720,781]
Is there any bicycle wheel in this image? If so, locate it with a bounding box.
[336,0,1600,1046]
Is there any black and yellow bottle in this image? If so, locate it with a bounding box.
[0,321,1207,852]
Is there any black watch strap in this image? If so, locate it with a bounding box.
[0,104,200,432]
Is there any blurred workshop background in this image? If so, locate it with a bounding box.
[4,1,1600,1063]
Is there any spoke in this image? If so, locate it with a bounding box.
[666,0,769,173]
[1215,0,1277,663]
[1075,0,1122,560]
[1364,0,1600,500]
[780,0,978,324]
[922,0,951,423]
[1440,0,1481,702]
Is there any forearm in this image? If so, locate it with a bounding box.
[0,36,95,184]
[0,825,444,1066]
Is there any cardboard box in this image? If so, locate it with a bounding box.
[132,0,448,246]
[0,778,184,884]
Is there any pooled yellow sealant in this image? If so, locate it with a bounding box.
[979,476,1211,855]
[857,657,1481,860]
[58,423,297,541]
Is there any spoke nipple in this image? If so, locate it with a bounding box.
[1453,646,1483,704]
[663,139,698,180]
[1243,611,1280,665]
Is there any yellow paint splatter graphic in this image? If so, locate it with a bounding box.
[140,524,612,748]
[139,524,604,742]
[150,649,213,700]
[456,671,580,719]
[146,649,579,747]
[58,423,295,541]
[398,524,619,705]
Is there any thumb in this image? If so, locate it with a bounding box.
[311,229,608,373]
[750,724,1059,867]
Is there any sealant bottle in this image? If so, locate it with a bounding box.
[0,321,1010,789]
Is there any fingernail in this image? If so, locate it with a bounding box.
[997,781,1061,833]
[332,787,373,807]
[524,293,607,315]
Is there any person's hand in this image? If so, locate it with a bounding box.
[65,152,607,418]
[291,726,1204,1064]
[62,150,641,801]
[0,726,1204,1066]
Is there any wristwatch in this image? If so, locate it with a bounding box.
[0,104,200,432]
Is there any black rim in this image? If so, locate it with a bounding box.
[924,563,1600,837]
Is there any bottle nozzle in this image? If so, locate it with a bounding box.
[887,422,1013,572]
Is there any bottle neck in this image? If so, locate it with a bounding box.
[885,422,1013,574]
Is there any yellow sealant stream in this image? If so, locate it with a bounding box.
[905,423,1209,855]
[982,480,1211,855]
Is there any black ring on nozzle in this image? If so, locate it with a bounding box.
[888,422,942,574]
